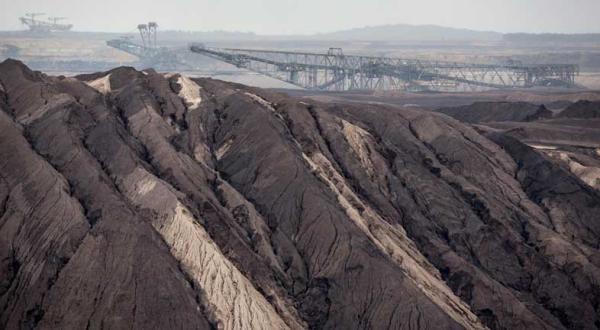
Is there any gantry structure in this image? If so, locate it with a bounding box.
[19,13,72,33]
[106,22,179,69]
[190,45,579,91]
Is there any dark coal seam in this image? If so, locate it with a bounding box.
[406,120,499,230]
[122,196,217,326]
[95,128,218,327]
[140,95,262,256]
[334,113,409,220]
[83,270,112,330]
[131,278,137,329]
[207,100,295,237]
[267,163,300,225]
[305,106,344,173]
[509,150,600,267]
[407,121,523,269]
[496,146,600,223]
[408,122,596,329]
[0,268,24,323]
[383,155,500,321]
[209,98,224,155]
[3,116,92,329]
[106,91,230,328]
[147,77,188,130]
[219,101,330,327]
[397,118,543,326]
[59,103,129,229]
[12,96,93,215]
[23,83,210,326]
[323,112,398,223]
[0,245,20,301]
[111,95,172,182]
[0,77,17,121]
[0,76,7,98]
[0,176,9,220]
[111,95,187,199]
[303,107,462,325]
[201,101,309,328]
[0,175,23,320]
[304,108,419,268]
[306,107,371,199]
[509,145,600,246]
[339,113,445,233]
[382,116,480,233]
[13,74,247,328]
[127,93,210,211]
[376,114,473,239]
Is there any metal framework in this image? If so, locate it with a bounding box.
[137,22,159,49]
[19,13,73,33]
[190,45,579,91]
[107,22,181,69]
[108,39,148,58]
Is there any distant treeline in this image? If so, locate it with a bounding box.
[504,33,600,43]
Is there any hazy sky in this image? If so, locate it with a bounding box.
[1,0,600,34]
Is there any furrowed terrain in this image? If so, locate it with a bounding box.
[0,59,599,330]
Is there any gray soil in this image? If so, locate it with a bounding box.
[1,59,599,330]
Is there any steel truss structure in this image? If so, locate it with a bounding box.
[190,45,579,91]
[19,13,73,33]
[106,22,185,70]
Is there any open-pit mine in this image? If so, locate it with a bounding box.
[0,58,599,329]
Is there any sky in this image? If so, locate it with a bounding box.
[1,0,600,35]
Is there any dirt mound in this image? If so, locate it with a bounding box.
[437,101,553,123]
[1,60,599,330]
[439,98,600,195]
[558,100,600,119]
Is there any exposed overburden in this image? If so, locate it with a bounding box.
[0,60,599,330]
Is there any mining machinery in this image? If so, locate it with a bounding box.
[107,22,215,71]
[190,45,579,92]
[19,13,73,33]
[137,22,159,49]
[106,22,178,69]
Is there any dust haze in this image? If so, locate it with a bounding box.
[1,0,600,34]
[2,1,600,330]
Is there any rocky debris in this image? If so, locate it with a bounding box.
[1,60,599,329]
[481,119,600,149]
[558,100,600,119]
[439,99,600,194]
[437,101,553,123]
[500,126,600,209]
[544,150,600,190]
